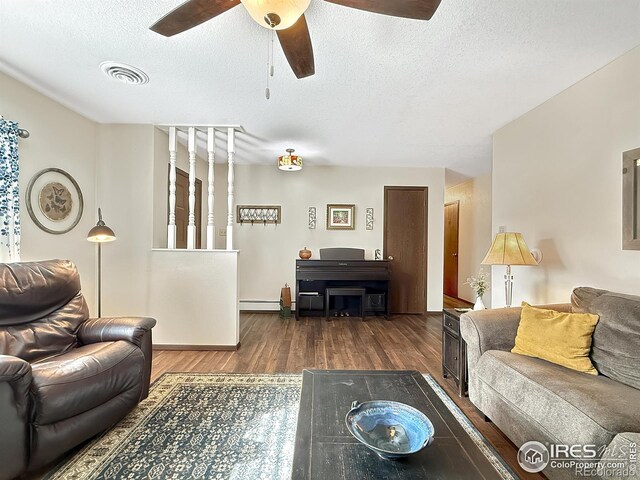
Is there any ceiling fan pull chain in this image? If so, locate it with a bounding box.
[270,28,275,77]
[265,29,271,99]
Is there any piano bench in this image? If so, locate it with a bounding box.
[325,287,367,321]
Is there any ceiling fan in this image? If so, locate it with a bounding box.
[150,0,442,79]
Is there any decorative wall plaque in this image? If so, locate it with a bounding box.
[366,208,374,230]
[236,205,281,224]
[308,207,317,229]
[26,168,84,234]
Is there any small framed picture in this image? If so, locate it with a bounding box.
[326,204,355,230]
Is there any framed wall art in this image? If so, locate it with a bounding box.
[25,168,84,234]
[326,204,355,230]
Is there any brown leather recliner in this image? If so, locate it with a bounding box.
[0,259,156,479]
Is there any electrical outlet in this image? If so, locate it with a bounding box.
[219,227,227,237]
[498,225,506,233]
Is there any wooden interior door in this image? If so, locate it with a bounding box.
[443,201,460,298]
[384,187,428,314]
[174,168,202,249]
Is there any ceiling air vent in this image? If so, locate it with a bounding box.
[100,61,149,85]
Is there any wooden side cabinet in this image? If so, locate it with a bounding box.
[442,309,468,397]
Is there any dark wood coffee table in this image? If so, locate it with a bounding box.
[292,369,509,480]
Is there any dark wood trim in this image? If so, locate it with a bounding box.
[444,295,473,307]
[153,343,240,351]
[443,200,460,298]
[383,186,429,314]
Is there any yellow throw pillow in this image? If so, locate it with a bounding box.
[512,302,599,375]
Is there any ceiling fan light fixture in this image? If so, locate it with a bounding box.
[240,0,311,30]
[278,148,303,171]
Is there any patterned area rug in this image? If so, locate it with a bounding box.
[47,373,516,480]
[48,374,301,480]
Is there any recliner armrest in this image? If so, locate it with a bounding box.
[0,354,31,384]
[78,317,157,348]
[0,355,32,479]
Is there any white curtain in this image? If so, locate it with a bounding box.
[0,117,21,262]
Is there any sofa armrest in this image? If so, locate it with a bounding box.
[0,355,32,479]
[460,308,522,373]
[79,316,157,348]
[460,303,572,373]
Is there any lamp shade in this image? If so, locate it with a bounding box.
[240,0,311,30]
[481,232,537,266]
[87,208,116,243]
[278,148,303,171]
[87,224,116,243]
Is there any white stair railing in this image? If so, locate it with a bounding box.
[163,124,242,251]
[187,127,197,249]
[206,127,215,250]
[226,128,235,251]
[167,126,177,249]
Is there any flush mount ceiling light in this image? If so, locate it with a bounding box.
[100,61,149,85]
[278,148,303,171]
[241,0,311,30]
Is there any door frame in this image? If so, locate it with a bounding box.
[443,200,460,298]
[383,186,429,314]
[171,166,203,249]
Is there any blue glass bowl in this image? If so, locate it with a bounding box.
[345,400,435,460]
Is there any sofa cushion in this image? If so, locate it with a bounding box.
[512,302,599,375]
[30,341,144,425]
[571,287,640,390]
[476,350,640,447]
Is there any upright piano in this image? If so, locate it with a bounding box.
[295,248,390,320]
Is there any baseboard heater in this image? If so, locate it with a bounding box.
[240,300,296,312]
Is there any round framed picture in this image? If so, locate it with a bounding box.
[25,168,84,234]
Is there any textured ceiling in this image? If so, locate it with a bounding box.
[1,0,639,183]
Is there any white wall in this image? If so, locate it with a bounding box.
[148,250,239,346]
[97,125,239,347]
[0,71,97,311]
[3,69,446,326]
[96,124,155,314]
[444,173,493,306]
[232,165,445,312]
[492,46,640,306]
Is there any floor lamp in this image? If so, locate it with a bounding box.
[87,208,116,317]
[481,232,538,307]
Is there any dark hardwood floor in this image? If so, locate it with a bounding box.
[152,311,540,479]
[443,294,473,309]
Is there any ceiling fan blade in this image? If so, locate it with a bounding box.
[150,0,240,37]
[277,14,315,79]
[325,0,441,20]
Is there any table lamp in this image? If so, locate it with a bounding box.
[481,232,538,307]
[87,208,116,317]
